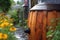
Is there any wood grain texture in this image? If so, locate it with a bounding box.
[28,10,60,40]
[28,11,33,40]
[42,11,47,40]
[47,11,57,40]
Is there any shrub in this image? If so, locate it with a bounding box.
[0,0,11,12]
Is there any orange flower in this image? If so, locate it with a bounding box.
[10,27,16,32]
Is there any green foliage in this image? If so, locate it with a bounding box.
[8,9,19,24]
[10,0,15,5]
[47,18,57,40]
[52,20,60,40]
[17,1,23,5]
[47,18,60,40]
[8,1,28,28]
[47,30,53,37]
[0,0,11,12]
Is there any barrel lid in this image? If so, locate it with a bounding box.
[41,0,60,4]
[30,2,60,10]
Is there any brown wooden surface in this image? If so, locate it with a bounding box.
[28,10,60,40]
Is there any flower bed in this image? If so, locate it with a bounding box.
[0,13,17,40]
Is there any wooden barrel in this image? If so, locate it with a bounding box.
[27,3,60,40]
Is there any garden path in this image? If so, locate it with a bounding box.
[14,27,28,40]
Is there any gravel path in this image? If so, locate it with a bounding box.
[14,27,28,40]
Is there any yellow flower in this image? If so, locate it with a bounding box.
[0,33,3,39]
[2,34,8,39]
[9,23,13,26]
[0,23,5,28]
[0,22,9,28]
[0,33,8,39]
[10,27,16,32]
[4,22,9,26]
[0,20,3,22]
[4,19,8,22]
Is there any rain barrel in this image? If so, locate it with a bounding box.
[28,2,60,40]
